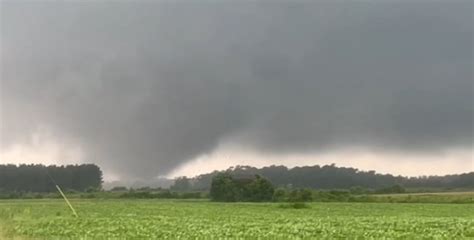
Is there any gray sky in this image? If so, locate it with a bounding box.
[1,1,473,179]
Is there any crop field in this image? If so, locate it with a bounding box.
[0,199,473,239]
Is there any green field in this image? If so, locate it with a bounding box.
[1,199,473,239]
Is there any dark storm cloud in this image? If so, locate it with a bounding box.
[1,1,472,177]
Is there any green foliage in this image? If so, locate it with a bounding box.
[244,175,275,202]
[314,190,352,202]
[85,186,99,193]
[278,202,311,209]
[272,188,313,202]
[272,188,287,202]
[0,164,103,193]
[1,200,473,239]
[119,190,204,199]
[367,192,474,204]
[209,173,239,202]
[349,186,369,195]
[189,165,474,191]
[375,184,406,194]
[210,173,274,202]
[298,189,313,202]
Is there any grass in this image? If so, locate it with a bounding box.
[369,191,474,203]
[277,202,311,209]
[0,199,473,239]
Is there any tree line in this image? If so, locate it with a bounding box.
[176,164,474,191]
[207,171,473,203]
[0,164,103,193]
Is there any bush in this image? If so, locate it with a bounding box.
[288,189,313,202]
[299,189,313,201]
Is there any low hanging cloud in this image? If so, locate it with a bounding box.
[1,1,472,178]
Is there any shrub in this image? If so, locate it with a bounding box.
[288,189,313,202]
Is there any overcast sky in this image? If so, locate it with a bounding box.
[1,1,472,180]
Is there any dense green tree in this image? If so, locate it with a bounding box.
[210,173,238,202]
[210,174,275,202]
[244,175,274,202]
[0,164,103,193]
